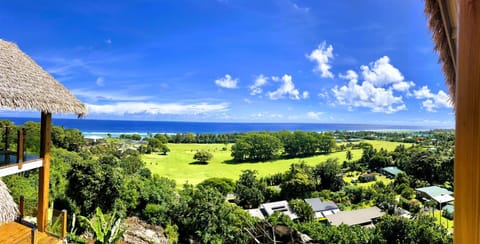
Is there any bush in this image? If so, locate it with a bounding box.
[193,150,213,163]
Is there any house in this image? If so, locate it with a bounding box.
[0,39,87,243]
[380,166,403,178]
[325,206,384,227]
[247,208,265,220]
[304,198,340,219]
[358,173,376,183]
[260,201,298,220]
[416,186,454,207]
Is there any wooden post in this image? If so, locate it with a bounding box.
[61,209,67,240]
[455,0,480,242]
[31,227,37,244]
[20,195,25,220]
[4,126,9,151]
[37,112,51,232]
[17,128,24,168]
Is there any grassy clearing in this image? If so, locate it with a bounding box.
[143,140,409,185]
[343,171,393,188]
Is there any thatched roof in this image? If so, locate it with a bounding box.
[0,39,87,116]
[0,179,18,225]
[424,0,457,105]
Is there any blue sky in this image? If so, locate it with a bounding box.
[0,0,454,127]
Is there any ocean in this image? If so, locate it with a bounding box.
[2,117,432,138]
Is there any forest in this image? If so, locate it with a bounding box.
[0,119,454,243]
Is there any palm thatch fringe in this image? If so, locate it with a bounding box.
[0,179,18,225]
[0,39,87,117]
[424,0,456,106]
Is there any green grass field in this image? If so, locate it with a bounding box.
[143,140,409,185]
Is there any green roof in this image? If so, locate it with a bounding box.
[442,204,454,214]
[382,166,403,176]
[416,186,453,198]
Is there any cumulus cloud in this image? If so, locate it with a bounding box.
[307,111,323,119]
[215,74,238,89]
[332,80,406,114]
[249,74,268,95]
[307,42,334,78]
[392,81,415,92]
[413,86,452,112]
[331,56,417,113]
[86,102,229,115]
[360,56,405,86]
[339,70,358,82]
[267,74,305,100]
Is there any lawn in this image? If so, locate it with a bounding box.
[343,171,393,188]
[143,140,410,185]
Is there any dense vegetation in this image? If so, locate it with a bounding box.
[0,120,454,243]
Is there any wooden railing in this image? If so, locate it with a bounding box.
[2,126,26,167]
[18,195,68,243]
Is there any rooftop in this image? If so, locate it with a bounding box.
[326,206,384,226]
[381,166,403,176]
[304,198,339,212]
[416,186,453,198]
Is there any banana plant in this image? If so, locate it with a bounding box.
[78,207,124,244]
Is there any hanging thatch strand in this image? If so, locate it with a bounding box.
[0,179,18,225]
[424,0,457,106]
[0,39,87,117]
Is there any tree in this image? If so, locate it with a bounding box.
[235,170,265,208]
[288,199,314,222]
[174,186,255,243]
[231,133,282,162]
[198,177,235,195]
[193,150,213,163]
[313,159,343,191]
[346,150,353,161]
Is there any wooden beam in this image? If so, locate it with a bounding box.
[60,210,67,240]
[4,126,9,151]
[17,128,24,168]
[19,195,25,221]
[37,112,51,233]
[455,0,480,242]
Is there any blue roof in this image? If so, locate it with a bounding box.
[305,198,339,212]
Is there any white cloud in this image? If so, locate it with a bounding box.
[302,91,309,99]
[331,56,418,113]
[339,70,358,82]
[249,74,268,95]
[86,102,229,115]
[413,86,453,112]
[307,42,334,78]
[392,81,415,92]
[105,39,112,44]
[72,89,152,102]
[215,74,238,89]
[243,98,252,103]
[360,56,405,86]
[267,74,303,100]
[307,111,323,119]
[332,80,406,114]
[96,77,105,86]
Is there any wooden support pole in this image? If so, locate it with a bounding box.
[17,128,24,168]
[31,227,37,244]
[455,0,480,242]
[61,209,67,240]
[20,195,25,220]
[37,112,51,233]
[5,126,9,151]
